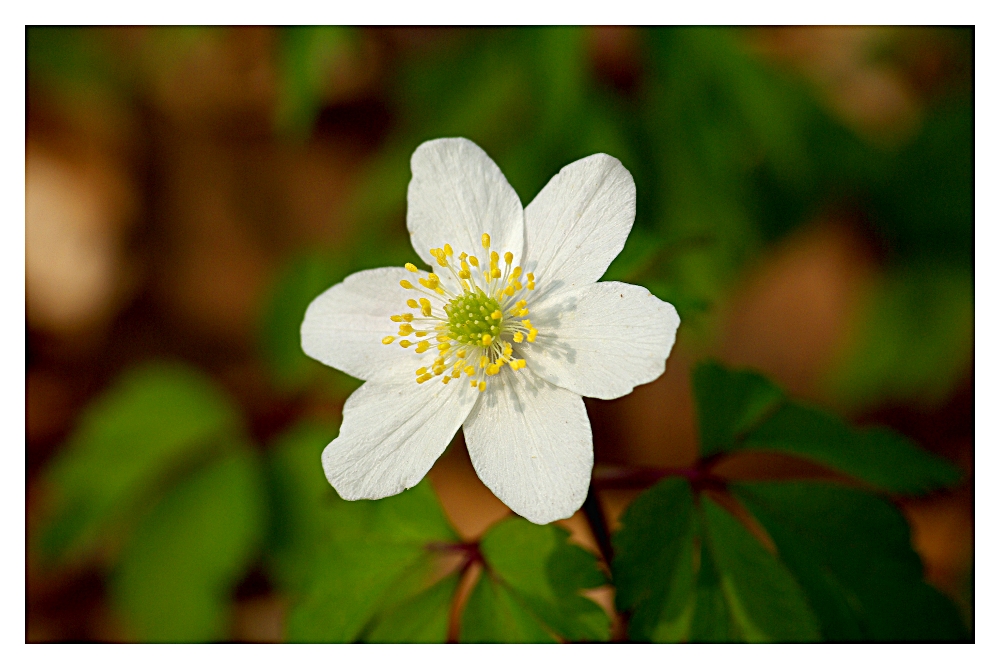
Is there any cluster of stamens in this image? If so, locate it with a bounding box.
[380,233,539,392]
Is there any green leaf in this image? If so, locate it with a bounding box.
[733,482,968,640]
[284,473,460,642]
[612,477,697,641]
[366,572,461,643]
[699,497,821,641]
[476,517,609,642]
[460,571,555,643]
[742,403,962,494]
[692,361,784,456]
[688,539,736,642]
[111,450,266,642]
[39,363,242,562]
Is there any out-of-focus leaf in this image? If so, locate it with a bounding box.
[39,363,242,562]
[264,420,338,590]
[692,361,784,457]
[741,403,962,494]
[259,251,359,394]
[612,477,697,641]
[688,540,735,642]
[473,517,609,642]
[827,264,972,411]
[284,474,460,642]
[275,27,353,138]
[366,572,461,643]
[698,497,821,641]
[733,482,968,640]
[460,571,555,643]
[111,450,266,642]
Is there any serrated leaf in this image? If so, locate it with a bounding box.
[692,361,784,456]
[733,482,968,640]
[460,572,555,643]
[699,497,821,641]
[366,572,461,643]
[282,446,461,644]
[612,477,697,641]
[111,450,266,642]
[39,363,242,562]
[741,403,962,494]
[477,517,609,642]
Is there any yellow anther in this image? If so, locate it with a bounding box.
[433,365,445,376]
[459,252,467,261]
[405,263,418,273]
[491,310,502,320]
[398,324,414,335]
[435,287,445,295]
[455,349,467,359]
[482,233,491,248]
[419,298,432,317]
[528,282,536,290]
[481,333,493,346]
[390,315,403,322]
[418,278,433,289]
[522,319,532,328]
[442,376,451,385]
[464,366,475,376]
[382,336,395,345]
[527,273,534,281]
[399,340,412,348]
[527,329,538,342]
[414,331,429,337]
[490,267,501,279]
[513,332,524,343]
[513,281,523,290]
[427,273,440,284]
[511,359,527,370]
[406,299,419,308]
[402,313,414,322]
[504,251,513,265]
[518,308,529,317]
[451,369,461,378]
[468,256,479,267]
[470,380,478,388]
[513,267,522,278]
[490,251,499,264]
[503,285,515,296]
[444,244,453,256]
[437,257,448,267]
[400,280,414,289]
[479,356,489,368]
[459,269,471,280]
[436,335,450,342]
[415,341,431,354]
[484,271,491,281]
[486,364,500,376]
[416,373,432,384]
[416,367,428,375]
[478,381,486,392]
[438,343,450,351]
[515,300,527,309]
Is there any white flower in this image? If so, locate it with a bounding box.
[301,138,680,524]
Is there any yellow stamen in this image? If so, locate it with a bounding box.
[478,381,486,392]
[416,367,428,375]
[486,364,500,376]
[399,340,412,348]
[481,333,493,346]
[513,332,524,343]
[491,310,502,320]
[400,280,414,289]
[464,366,475,376]
[490,251,499,265]
[416,373,432,384]
[407,299,419,308]
[527,329,538,342]
[382,336,395,345]
[419,298,432,317]
[390,315,403,322]
[512,267,522,278]
[504,252,513,265]
[405,263,418,272]
[490,267,501,279]
[468,256,479,267]
[482,233,490,249]
[415,341,431,353]
[444,244,453,256]
[442,376,451,385]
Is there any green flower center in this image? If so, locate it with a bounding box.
[444,290,503,347]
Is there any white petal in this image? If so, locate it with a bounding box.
[520,281,679,400]
[301,267,434,382]
[323,376,479,500]
[407,138,524,267]
[463,368,592,524]
[523,154,635,303]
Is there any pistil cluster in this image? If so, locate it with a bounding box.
[381,233,538,392]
